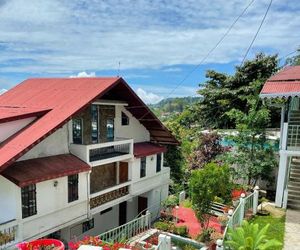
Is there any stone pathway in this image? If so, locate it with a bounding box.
[284,209,300,250]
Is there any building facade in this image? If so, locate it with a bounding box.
[0,77,178,248]
[260,66,300,210]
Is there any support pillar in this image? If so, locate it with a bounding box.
[275,153,288,207]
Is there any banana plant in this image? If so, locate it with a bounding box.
[225,220,282,250]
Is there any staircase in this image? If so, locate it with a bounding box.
[288,110,300,148]
[288,157,300,210]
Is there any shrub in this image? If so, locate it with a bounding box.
[153,221,171,231]
[181,199,192,208]
[196,227,215,243]
[172,225,188,237]
[162,195,178,209]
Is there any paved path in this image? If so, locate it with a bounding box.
[284,209,300,250]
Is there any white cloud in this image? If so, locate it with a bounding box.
[136,88,163,104]
[0,89,7,95]
[0,0,298,74]
[70,71,96,78]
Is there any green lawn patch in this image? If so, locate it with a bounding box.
[250,215,285,250]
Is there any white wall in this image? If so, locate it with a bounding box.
[0,176,20,224]
[0,117,36,142]
[115,106,150,143]
[19,124,69,161]
[22,172,89,240]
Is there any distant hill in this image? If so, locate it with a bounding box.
[150,97,201,119]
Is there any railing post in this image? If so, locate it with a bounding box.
[253,186,259,215]
[158,234,171,250]
[227,209,233,228]
[145,210,151,228]
[239,193,245,226]
[216,239,223,250]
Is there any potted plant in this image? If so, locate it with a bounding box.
[17,239,64,250]
[142,241,155,250]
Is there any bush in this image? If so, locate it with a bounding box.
[196,228,215,243]
[153,221,171,231]
[162,195,178,209]
[172,225,188,237]
[181,199,192,208]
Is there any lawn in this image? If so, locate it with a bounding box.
[250,215,285,250]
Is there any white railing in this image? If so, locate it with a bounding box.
[98,211,151,243]
[70,138,134,165]
[287,125,300,148]
[0,220,18,249]
[220,188,259,249]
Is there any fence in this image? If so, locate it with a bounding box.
[98,211,151,243]
[217,187,259,250]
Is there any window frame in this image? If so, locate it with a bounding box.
[91,105,99,143]
[140,157,146,178]
[82,218,94,233]
[72,118,83,144]
[106,118,114,141]
[121,112,129,126]
[156,153,162,173]
[21,184,37,219]
[68,174,79,203]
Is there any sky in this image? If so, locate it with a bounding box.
[0,0,299,103]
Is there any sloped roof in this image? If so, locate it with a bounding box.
[260,66,300,98]
[134,142,167,158]
[0,77,178,172]
[1,154,91,187]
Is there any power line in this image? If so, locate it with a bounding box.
[240,0,273,66]
[138,0,256,120]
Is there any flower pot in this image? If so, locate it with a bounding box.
[17,239,65,250]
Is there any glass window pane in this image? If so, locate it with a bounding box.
[91,105,98,143]
[73,118,83,144]
[107,119,114,141]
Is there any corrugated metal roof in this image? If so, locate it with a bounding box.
[260,66,300,98]
[1,154,91,187]
[134,142,166,158]
[0,77,178,172]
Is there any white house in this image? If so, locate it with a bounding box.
[0,77,178,248]
[260,66,300,210]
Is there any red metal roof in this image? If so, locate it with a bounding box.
[0,77,120,171]
[134,142,167,158]
[1,154,91,187]
[0,77,178,172]
[260,66,300,98]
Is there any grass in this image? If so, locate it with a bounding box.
[250,215,285,250]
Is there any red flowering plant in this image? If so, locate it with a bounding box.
[143,241,152,249]
[68,236,131,250]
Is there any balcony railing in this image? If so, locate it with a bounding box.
[90,184,130,209]
[70,138,133,165]
[0,220,18,249]
[287,125,300,148]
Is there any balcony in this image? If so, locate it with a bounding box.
[90,183,130,209]
[0,219,18,249]
[70,138,134,166]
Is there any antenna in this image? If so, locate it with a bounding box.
[117,61,121,77]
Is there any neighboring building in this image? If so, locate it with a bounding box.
[0,77,178,247]
[260,66,300,210]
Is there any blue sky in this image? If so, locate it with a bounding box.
[0,0,299,103]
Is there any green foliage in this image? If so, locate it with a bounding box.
[197,53,280,129]
[162,195,178,209]
[285,48,300,66]
[189,163,232,227]
[226,220,282,250]
[181,199,193,208]
[196,227,215,243]
[153,221,170,231]
[173,225,188,237]
[221,98,277,186]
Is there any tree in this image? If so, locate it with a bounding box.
[197,53,279,129]
[189,163,232,229]
[189,132,229,170]
[221,98,277,186]
[285,47,300,66]
[226,220,282,250]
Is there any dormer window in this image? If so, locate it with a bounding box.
[121,112,129,126]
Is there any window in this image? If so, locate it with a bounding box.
[156,153,162,172]
[82,218,94,232]
[121,112,129,126]
[21,184,37,218]
[72,118,83,144]
[106,118,114,141]
[100,207,112,215]
[68,174,79,203]
[140,157,146,178]
[91,105,99,143]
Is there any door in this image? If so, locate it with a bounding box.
[138,196,148,216]
[119,201,127,226]
[119,162,128,183]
